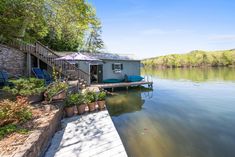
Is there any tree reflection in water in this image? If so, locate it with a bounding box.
[106,87,153,116]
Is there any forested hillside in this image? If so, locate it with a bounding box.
[142,49,235,68]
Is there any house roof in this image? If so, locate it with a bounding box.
[55,52,101,61]
[83,53,139,61]
[55,52,140,61]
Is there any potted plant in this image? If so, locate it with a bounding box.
[44,81,68,102]
[3,78,46,104]
[75,93,86,115]
[64,94,77,117]
[97,91,106,110]
[85,91,96,112]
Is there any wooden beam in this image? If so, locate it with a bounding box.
[27,52,31,77]
[37,58,40,68]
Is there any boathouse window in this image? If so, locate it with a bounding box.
[112,63,123,73]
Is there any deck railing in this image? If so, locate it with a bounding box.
[7,39,90,85]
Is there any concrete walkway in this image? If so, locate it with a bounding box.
[44,110,127,157]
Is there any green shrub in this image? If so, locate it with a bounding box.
[0,124,17,139]
[45,82,68,102]
[76,93,85,106]
[0,124,29,139]
[97,91,106,101]
[65,93,85,107]
[0,97,32,139]
[85,91,96,103]
[3,78,46,96]
[65,94,78,107]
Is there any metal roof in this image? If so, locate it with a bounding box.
[55,52,101,61]
[83,52,139,61]
[55,52,139,61]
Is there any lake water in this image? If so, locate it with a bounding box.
[106,67,235,157]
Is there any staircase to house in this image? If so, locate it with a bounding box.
[7,40,90,88]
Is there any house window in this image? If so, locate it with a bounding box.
[112,63,123,73]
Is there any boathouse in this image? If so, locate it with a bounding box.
[56,52,141,85]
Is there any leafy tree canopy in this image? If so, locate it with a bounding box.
[0,0,104,51]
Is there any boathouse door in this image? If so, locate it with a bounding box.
[97,65,103,83]
[90,64,103,84]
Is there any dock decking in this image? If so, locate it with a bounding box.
[44,110,127,157]
[91,81,153,91]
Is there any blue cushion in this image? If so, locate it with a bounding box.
[103,79,124,83]
[127,75,144,82]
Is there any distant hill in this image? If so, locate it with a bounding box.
[142,49,235,68]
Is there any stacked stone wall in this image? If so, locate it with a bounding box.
[0,44,26,76]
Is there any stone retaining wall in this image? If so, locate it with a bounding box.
[12,104,64,157]
[0,44,26,76]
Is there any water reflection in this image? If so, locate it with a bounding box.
[142,67,235,82]
[106,87,153,116]
[107,67,235,157]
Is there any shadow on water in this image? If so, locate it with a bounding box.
[106,87,153,116]
[106,92,144,116]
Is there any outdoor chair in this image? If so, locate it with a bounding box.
[0,70,14,87]
[42,69,53,85]
[32,68,53,85]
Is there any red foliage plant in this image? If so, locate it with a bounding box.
[0,96,32,127]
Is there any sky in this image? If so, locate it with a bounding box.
[89,0,235,59]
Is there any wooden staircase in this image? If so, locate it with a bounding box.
[7,40,90,88]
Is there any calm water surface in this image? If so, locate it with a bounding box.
[106,67,235,157]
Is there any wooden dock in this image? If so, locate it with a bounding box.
[44,110,127,157]
[91,81,153,91]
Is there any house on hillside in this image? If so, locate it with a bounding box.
[0,42,142,86]
[57,52,141,85]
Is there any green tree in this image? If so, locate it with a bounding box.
[0,0,102,51]
[221,51,233,66]
[41,0,100,51]
[82,26,104,53]
[0,0,47,42]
